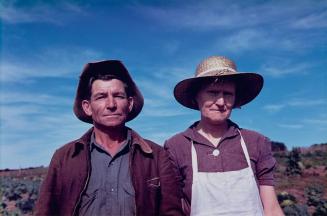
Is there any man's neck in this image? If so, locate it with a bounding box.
[93,125,128,156]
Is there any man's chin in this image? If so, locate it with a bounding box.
[94,120,126,129]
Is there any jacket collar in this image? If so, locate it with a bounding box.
[182,119,240,145]
[72,127,153,157]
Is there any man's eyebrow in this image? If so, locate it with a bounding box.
[92,92,107,97]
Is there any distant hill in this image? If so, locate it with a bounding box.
[271,142,327,153]
[271,141,287,152]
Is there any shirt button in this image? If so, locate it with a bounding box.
[212,149,220,156]
[111,188,114,192]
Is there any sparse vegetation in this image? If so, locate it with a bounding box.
[0,167,45,215]
[0,145,326,215]
[286,148,303,176]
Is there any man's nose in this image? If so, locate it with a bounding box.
[106,95,116,109]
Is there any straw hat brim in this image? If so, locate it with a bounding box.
[174,72,263,110]
[73,60,144,124]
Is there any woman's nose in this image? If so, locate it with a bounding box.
[214,94,225,106]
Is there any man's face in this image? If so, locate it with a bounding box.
[195,81,236,126]
[82,79,133,129]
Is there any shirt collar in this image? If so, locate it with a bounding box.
[72,127,153,157]
[182,119,240,145]
[89,129,132,153]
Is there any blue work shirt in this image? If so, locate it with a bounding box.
[78,130,135,216]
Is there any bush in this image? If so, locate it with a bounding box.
[278,191,309,216]
[283,204,309,216]
[278,191,297,207]
[313,199,327,216]
[0,176,41,215]
[286,148,303,176]
[305,184,324,207]
[16,198,35,214]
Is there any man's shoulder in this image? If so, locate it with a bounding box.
[56,138,81,151]
[142,138,161,148]
[54,129,92,156]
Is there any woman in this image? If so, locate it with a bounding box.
[164,56,284,216]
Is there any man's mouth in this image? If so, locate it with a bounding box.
[103,113,121,117]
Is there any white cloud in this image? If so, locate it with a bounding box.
[137,79,173,100]
[303,118,327,126]
[263,98,327,113]
[142,107,187,117]
[278,123,304,129]
[136,0,327,30]
[135,1,268,30]
[288,99,327,107]
[292,10,327,29]
[261,62,310,78]
[263,104,285,113]
[0,101,90,169]
[1,47,103,82]
[0,92,72,106]
[0,1,86,24]
[218,29,271,52]
[152,66,193,84]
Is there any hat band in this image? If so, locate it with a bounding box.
[197,67,237,77]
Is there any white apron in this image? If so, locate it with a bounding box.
[190,130,264,216]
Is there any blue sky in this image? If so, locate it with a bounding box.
[1,0,326,169]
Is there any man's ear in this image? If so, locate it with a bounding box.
[82,100,92,116]
[128,97,134,113]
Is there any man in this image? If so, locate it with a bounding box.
[164,56,284,216]
[35,60,184,216]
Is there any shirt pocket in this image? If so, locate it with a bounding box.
[79,189,98,210]
[146,177,160,189]
[122,182,136,215]
[123,181,135,196]
[146,177,161,214]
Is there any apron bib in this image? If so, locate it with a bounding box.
[190,130,264,216]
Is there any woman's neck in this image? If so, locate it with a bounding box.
[196,120,229,147]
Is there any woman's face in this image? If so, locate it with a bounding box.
[195,81,236,126]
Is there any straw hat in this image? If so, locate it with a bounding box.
[174,56,263,109]
[73,60,144,123]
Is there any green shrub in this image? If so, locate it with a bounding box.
[305,184,324,207]
[283,204,309,216]
[286,148,303,176]
[313,199,327,216]
[277,191,310,216]
[278,191,297,207]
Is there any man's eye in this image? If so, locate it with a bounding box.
[95,95,105,100]
[116,95,127,99]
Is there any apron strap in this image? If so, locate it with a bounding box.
[191,140,199,179]
[238,129,252,169]
[192,130,252,176]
